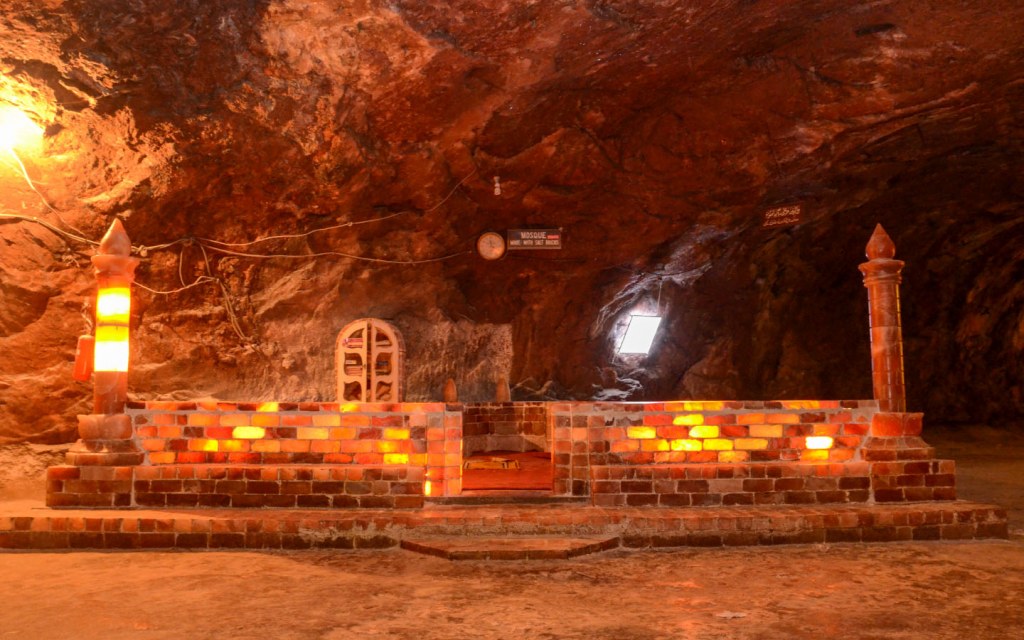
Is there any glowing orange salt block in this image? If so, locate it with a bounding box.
[640,439,669,452]
[672,414,704,426]
[384,428,410,440]
[340,402,360,412]
[296,427,329,440]
[232,426,266,439]
[805,436,835,450]
[200,439,218,452]
[670,439,703,452]
[383,453,409,465]
[424,480,432,496]
[256,402,279,412]
[802,450,829,461]
[688,425,719,439]
[627,426,657,439]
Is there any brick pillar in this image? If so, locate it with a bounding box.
[857,225,956,502]
[859,224,906,412]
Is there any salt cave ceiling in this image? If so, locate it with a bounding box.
[0,0,1022,443]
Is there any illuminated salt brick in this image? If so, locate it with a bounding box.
[297,427,329,440]
[340,440,373,453]
[736,413,765,425]
[384,453,409,465]
[377,441,399,453]
[812,424,840,436]
[721,425,748,437]
[444,439,461,453]
[205,426,233,439]
[687,451,718,463]
[255,402,279,412]
[627,426,657,439]
[703,439,733,451]
[688,425,719,439]
[801,450,830,462]
[232,426,266,439]
[670,439,703,452]
[251,414,279,428]
[735,438,769,450]
[153,413,177,426]
[658,426,691,439]
[188,439,217,452]
[282,415,313,427]
[829,449,855,462]
[767,413,800,424]
[571,427,588,441]
[148,452,175,464]
[313,414,342,427]
[141,439,165,451]
[355,453,382,465]
[749,424,783,438]
[611,440,640,453]
[187,413,218,426]
[806,436,834,449]
[444,453,461,466]
[384,428,410,440]
[328,427,357,440]
[219,439,247,453]
[219,414,252,427]
[408,453,427,466]
[780,400,822,409]
[310,440,341,453]
[672,414,704,426]
[281,440,311,453]
[338,414,368,428]
[640,439,670,452]
[719,451,750,463]
[252,440,281,453]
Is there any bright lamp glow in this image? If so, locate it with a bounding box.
[617,315,662,354]
[96,287,132,324]
[0,106,43,152]
[806,436,834,450]
[94,326,129,372]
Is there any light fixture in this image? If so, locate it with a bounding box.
[0,105,43,153]
[89,219,140,414]
[617,314,662,355]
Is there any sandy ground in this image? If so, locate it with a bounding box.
[0,425,1022,640]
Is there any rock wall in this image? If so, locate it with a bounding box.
[1,0,1022,446]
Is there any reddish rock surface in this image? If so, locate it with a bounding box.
[0,1,1022,444]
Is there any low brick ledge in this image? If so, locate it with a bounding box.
[0,500,1006,551]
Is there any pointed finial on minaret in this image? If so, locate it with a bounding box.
[865,224,896,260]
[98,219,131,257]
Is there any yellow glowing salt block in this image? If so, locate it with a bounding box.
[424,480,432,496]
[670,439,703,452]
[256,402,279,412]
[96,288,131,325]
[384,453,409,465]
[232,426,266,439]
[627,426,657,439]
[384,428,410,440]
[672,414,704,426]
[689,425,719,439]
[93,325,129,372]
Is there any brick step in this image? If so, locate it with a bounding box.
[401,535,619,560]
[426,491,588,506]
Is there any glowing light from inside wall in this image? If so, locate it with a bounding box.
[805,436,835,450]
[0,105,43,153]
[93,326,129,372]
[617,315,662,355]
[96,288,131,324]
[232,426,267,439]
[424,480,432,496]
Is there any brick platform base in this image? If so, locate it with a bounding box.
[0,500,1006,552]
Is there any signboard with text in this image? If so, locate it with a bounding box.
[762,204,802,228]
[508,229,563,249]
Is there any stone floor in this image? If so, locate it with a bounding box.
[0,424,1022,639]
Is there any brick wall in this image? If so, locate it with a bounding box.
[462,402,547,455]
[47,400,463,508]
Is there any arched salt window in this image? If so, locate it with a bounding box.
[336,318,405,402]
